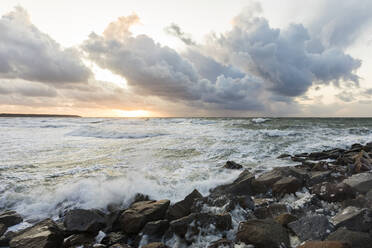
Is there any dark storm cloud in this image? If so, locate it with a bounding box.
[164,23,196,46]
[0,7,92,84]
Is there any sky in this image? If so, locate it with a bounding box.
[0,0,371,117]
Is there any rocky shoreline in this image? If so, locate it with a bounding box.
[1,142,372,248]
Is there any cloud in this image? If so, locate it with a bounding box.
[0,7,91,84]
[164,23,196,46]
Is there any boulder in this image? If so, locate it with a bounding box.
[235,219,290,248]
[109,244,131,248]
[63,233,95,247]
[223,161,243,170]
[308,152,331,160]
[307,171,332,186]
[343,172,372,193]
[9,219,63,248]
[255,167,308,189]
[0,223,6,237]
[326,228,372,248]
[210,170,259,196]
[119,200,170,234]
[331,206,372,232]
[167,189,202,220]
[141,243,169,248]
[288,214,334,241]
[208,238,234,248]
[254,204,289,219]
[275,213,298,227]
[352,150,372,173]
[101,232,128,247]
[272,177,302,196]
[311,182,356,202]
[63,209,105,235]
[141,220,169,242]
[297,241,350,248]
[0,211,23,228]
[0,230,16,247]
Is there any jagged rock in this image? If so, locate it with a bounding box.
[208,238,234,248]
[141,220,169,242]
[308,151,331,160]
[141,243,169,248]
[9,219,63,248]
[119,200,170,234]
[236,219,290,248]
[223,161,243,170]
[169,212,231,238]
[256,167,308,190]
[275,213,298,227]
[278,154,291,159]
[64,209,105,235]
[326,228,372,248]
[307,171,332,186]
[288,214,334,241]
[0,223,6,237]
[297,241,351,248]
[254,204,289,219]
[272,177,302,196]
[0,230,16,246]
[101,232,128,247]
[0,211,23,229]
[311,182,356,202]
[343,172,372,193]
[133,193,151,203]
[352,150,372,173]
[63,233,95,248]
[167,189,202,220]
[331,206,372,232]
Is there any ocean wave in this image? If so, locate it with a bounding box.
[251,118,270,124]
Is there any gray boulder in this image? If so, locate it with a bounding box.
[288,214,334,241]
[63,209,105,235]
[167,189,202,220]
[343,172,372,193]
[331,206,372,232]
[326,228,372,248]
[0,211,23,229]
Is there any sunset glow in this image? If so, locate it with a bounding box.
[114,109,151,117]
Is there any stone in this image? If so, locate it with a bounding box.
[288,214,334,241]
[278,154,291,159]
[272,177,302,196]
[167,189,202,220]
[119,200,170,234]
[9,219,63,248]
[101,232,128,247]
[311,182,356,202]
[308,152,331,160]
[0,211,23,229]
[223,161,243,170]
[0,230,16,247]
[64,209,105,235]
[326,228,372,248]
[256,167,308,190]
[343,172,372,193]
[210,170,257,196]
[331,206,372,232]
[297,241,350,248]
[352,150,372,173]
[109,244,131,248]
[63,233,95,247]
[142,220,169,237]
[0,223,6,237]
[236,219,290,248]
[254,204,289,219]
[141,243,169,248]
[275,213,298,227]
[307,171,332,186]
[208,238,234,248]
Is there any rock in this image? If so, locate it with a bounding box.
[297,241,351,248]
[63,233,95,247]
[256,167,308,190]
[272,177,302,196]
[141,243,169,248]
[9,219,63,248]
[331,206,372,232]
[275,213,298,227]
[278,154,291,159]
[141,220,169,242]
[308,152,331,160]
[307,171,332,186]
[64,209,106,235]
[169,212,231,238]
[343,172,372,193]
[223,161,243,170]
[326,228,372,248]
[195,193,254,213]
[167,189,202,220]
[119,200,170,234]
[236,219,290,248]
[109,244,131,248]
[0,223,6,237]
[133,193,150,203]
[254,204,289,219]
[101,232,128,247]
[0,211,23,228]
[208,238,234,248]
[288,214,334,241]
[311,182,356,202]
[352,150,372,173]
[93,245,107,248]
[0,230,16,247]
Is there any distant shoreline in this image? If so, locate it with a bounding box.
[0,113,81,118]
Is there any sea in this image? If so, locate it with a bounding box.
[1,117,372,244]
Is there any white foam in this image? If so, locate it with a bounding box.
[251,118,270,123]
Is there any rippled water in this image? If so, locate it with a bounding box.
[1,117,372,221]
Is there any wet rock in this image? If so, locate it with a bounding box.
[64,209,106,235]
[256,167,308,190]
[0,230,16,246]
[307,171,332,186]
[223,161,243,170]
[101,232,128,247]
[167,189,202,220]
[311,182,356,202]
[208,238,234,248]
[0,211,23,229]
[141,220,169,242]
[275,213,298,227]
[297,241,350,248]
[254,204,289,219]
[308,151,331,160]
[109,244,131,248]
[326,228,372,248]
[63,233,95,248]
[133,193,151,203]
[141,243,169,248]
[288,214,334,241]
[236,218,290,248]
[331,206,372,232]
[272,177,302,196]
[119,200,170,234]
[9,219,63,248]
[278,154,291,159]
[0,223,6,237]
[352,150,372,173]
[169,212,232,238]
[343,172,372,193]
